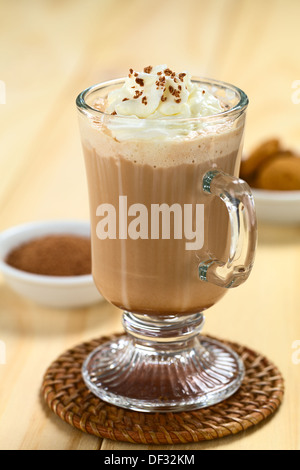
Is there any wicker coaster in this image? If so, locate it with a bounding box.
[41,334,284,445]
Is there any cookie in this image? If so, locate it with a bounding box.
[254,155,300,190]
[240,139,281,179]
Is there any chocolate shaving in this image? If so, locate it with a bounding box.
[111,111,117,115]
[164,68,173,76]
[142,96,147,105]
[133,90,143,99]
[122,98,129,101]
[136,77,144,86]
[144,66,153,74]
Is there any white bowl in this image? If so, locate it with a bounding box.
[0,220,103,308]
[251,189,300,225]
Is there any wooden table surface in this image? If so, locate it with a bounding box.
[0,0,299,451]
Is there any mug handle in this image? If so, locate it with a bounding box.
[199,170,257,288]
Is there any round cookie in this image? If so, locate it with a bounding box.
[240,139,281,179]
[254,155,300,190]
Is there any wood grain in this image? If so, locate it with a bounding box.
[0,0,299,450]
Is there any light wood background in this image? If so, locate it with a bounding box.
[0,0,300,450]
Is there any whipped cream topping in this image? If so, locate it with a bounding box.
[101,66,227,141]
[107,65,223,119]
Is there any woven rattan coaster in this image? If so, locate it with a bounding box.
[41,334,284,445]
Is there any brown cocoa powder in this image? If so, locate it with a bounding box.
[5,235,92,276]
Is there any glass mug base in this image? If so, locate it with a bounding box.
[82,312,245,413]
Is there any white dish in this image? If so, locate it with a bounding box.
[251,189,300,225]
[0,220,104,308]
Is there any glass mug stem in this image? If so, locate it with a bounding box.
[200,170,257,288]
[82,312,245,412]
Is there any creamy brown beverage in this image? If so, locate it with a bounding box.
[79,66,245,315]
[78,68,254,413]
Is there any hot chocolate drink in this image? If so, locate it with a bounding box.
[78,66,256,412]
[78,66,245,315]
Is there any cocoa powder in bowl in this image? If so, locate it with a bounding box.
[5,235,91,276]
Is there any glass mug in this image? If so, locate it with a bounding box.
[76,77,257,412]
